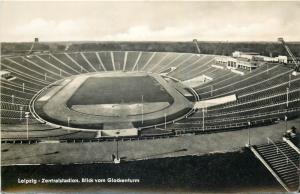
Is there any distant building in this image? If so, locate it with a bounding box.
[215,56,257,71]
[287,57,300,65]
[215,56,233,66]
[253,56,278,63]
[276,56,288,64]
[232,51,291,64]
[232,51,260,60]
[236,58,258,71]
[34,38,39,43]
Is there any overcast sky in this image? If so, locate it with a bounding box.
[0,1,299,42]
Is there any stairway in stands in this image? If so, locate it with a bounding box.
[251,139,300,192]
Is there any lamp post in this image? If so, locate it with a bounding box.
[114,131,121,164]
[286,87,289,108]
[116,136,119,160]
[25,112,30,140]
[12,95,15,104]
[202,106,207,131]
[141,95,144,125]
[20,106,23,120]
[67,116,70,127]
[164,113,167,130]
[248,121,251,146]
[285,115,288,133]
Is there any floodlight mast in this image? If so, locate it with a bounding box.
[278,37,299,72]
[28,42,35,54]
[193,39,201,54]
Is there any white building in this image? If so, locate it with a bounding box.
[232,51,260,60]
[215,56,257,71]
[253,56,279,63]
[236,58,257,71]
[276,56,288,64]
[233,51,289,64]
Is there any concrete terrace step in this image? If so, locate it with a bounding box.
[251,140,300,192]
[271,162,298,169]
[262,154,299,163]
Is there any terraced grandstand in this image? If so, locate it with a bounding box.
[2,42,300,193]
[1,50,299,140]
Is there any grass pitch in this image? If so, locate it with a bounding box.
[67,76,173,106]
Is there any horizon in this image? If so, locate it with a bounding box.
[1,40,300,44]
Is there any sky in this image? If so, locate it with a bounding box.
[0,1,299,42]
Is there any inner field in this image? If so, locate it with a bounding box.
[67,75,173,106]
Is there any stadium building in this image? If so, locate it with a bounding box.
[1,40,300,192]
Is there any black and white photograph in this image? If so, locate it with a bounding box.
[0,0,300,193]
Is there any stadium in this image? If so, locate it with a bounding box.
[2,1,300,193]
[1,40,300,192]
